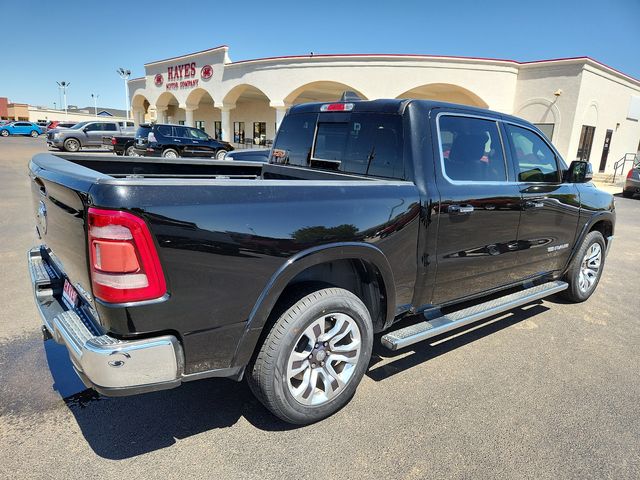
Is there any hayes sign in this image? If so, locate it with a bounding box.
[155,63,214,91]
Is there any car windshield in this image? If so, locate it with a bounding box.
[70,122,89,130]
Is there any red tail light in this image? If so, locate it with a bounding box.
[111,137,117,145]
[628,168,634,179]
[87,208,166,303]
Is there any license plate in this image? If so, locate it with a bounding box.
[62,279,79,308]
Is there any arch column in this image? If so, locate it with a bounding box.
[156,106,167,123]
[219,104,234,142]
[271,103,290,129]
[185,106,196,127]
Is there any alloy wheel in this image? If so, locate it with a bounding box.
[578,242,601,293]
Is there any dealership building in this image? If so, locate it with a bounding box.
[128,45,640,174]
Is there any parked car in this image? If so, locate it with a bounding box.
[27,98,615,425]
[106,135,137,156]
[623,161,640,198]
[225,148,270,162]
[132,123,234,159]
[46,120,136,152]
[0,121,44,137]
[46,121,77,131]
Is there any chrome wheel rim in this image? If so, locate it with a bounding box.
[1,130,8,136]
[216,150,227,160]
[67,140,79,151]
[578,242,602,293]
[164,150,177,158]
[286,313,361,406]
[31,131,38,137]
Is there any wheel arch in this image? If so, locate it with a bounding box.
[231,242,396,368]
[564,211,615,274]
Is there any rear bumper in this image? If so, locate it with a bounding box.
[28,246,184,396]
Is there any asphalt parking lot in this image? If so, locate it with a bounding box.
[1,136,639,479]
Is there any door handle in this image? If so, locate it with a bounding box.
[448,204,474,215]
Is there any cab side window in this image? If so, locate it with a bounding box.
[84,123,100,132]
[438,115,507,182]
[506,124,560,183]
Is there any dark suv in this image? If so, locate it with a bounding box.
[133,123,234,159]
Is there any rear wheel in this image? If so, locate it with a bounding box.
[63,138,80,152]
[562,231,606,302]
[125,145,135,156]
[30,130,39,138]
[215,149,227,160]
[247,287,373,424]
[0,129,8,137]
[162,148,179,159]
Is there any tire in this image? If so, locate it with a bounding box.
[562,231,606,302]
[30,130,39,138]
[125,145,135,157]
[622,190,634,199]
[0,129,8,137]
[215,149,227,160]
[247,287,373,425]
[63,138,80,152]
[162,148,179,159]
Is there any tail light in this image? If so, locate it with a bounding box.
[111,137,117,145]
[87,208,166,303]
[627,168,634,179]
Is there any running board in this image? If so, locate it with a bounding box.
[381,281,568,351]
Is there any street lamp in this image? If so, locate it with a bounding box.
[56,81,70,118]
[91,93,99,118]
[117,68,131,120]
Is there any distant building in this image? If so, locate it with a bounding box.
[129,45,640,175]
[0,97,129,123]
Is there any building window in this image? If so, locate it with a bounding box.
[254,122,266,145]
[234,122,245,143]
[534,123,555,142]
[576,125,596,161]
[178,120,185,125]
[213,121,221,139]
[196,120,206,132]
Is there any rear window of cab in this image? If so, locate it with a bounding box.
[272,112,405,179]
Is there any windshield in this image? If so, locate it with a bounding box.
[70,121,90,129]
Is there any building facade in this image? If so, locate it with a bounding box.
[128,45,640,174]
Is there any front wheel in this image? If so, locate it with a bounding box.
[63,138,80,152]
[247,287,373,425]
[562,231,606,302]
[215,149,227,160]
[30,130,39,137]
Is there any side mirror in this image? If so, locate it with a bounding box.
[565,160,593,183]
[83,127,90,132]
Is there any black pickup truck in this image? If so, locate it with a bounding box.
[28,99,615,424]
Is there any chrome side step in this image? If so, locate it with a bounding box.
[381,281,568,351]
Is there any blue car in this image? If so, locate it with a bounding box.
[0,121,44,137]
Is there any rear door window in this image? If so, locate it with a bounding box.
[438,115,507,182]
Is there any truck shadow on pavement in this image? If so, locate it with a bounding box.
[44,300,548,460]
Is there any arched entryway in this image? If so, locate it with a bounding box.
[184,88,218,137]
[284,81,368,105]
[131,93,150,126]
[395,83,488,108]
[155,91,180,124]
[222,84,273,146]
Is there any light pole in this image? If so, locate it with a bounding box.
[117,68,131,120]
[91,93,99,118]
[56,81,70,119]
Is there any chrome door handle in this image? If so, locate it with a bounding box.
[523,198,547,209]
[448,204,474,215]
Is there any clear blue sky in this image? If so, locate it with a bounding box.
[2,0,638,110]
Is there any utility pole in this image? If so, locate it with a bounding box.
[117,68,131,120]
[91,93,99,118]
[56,81,70,119]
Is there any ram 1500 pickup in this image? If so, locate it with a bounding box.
[28,99,615,424]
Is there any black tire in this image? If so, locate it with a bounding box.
[0,129,8,137]
[622,190,634,199]
[30,130,39,138]
[125,145,135,156]
[63,138,80,152]
[162,148,179,159]
[562,231,606,302]
[247,287,373,424]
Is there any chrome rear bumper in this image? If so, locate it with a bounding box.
[28,247,183,396]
